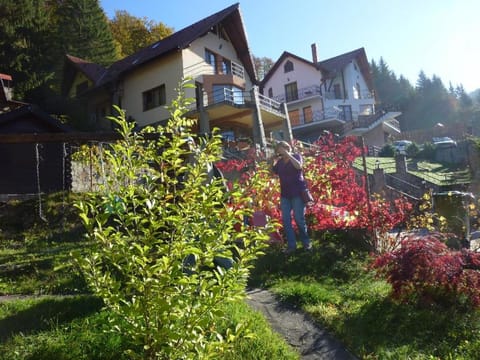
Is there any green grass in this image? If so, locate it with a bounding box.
[2,194,480,359]
[0,193,299,359]
[248,232,480,359]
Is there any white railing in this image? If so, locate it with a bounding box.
[183,60,245,80]
[274,85,321,103]
[231,61,244,79]
[258,93,283,114]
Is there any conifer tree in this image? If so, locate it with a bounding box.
[54,0,118,66]
[0,0,55,99]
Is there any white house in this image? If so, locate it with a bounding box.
[261,45,401,148]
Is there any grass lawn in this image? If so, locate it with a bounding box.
[0,193,298,360]
[1,194,480,359]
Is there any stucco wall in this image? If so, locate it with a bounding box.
[121,51,183,127]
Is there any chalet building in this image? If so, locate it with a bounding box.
[62,3,291,149]
[261,45,401,147]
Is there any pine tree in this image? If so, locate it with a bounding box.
[54,0,118,66]
[0,0,55,100]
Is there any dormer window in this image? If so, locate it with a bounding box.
[284,60,294,73]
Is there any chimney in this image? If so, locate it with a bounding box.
[311,43,318,63]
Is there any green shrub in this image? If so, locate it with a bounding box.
[378,144,394,157]
[74,80,271,359]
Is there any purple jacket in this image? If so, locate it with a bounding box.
[272,153,307,198]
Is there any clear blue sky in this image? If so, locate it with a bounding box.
[100,0,479,93]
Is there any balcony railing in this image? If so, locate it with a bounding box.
[274,85,321,103]
[231,61,244,79]
[290,107,360,127]
[184,60,246,80]
[323,89,374,100]
[188,87,284,116]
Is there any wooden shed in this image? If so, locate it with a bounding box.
[0,105,71,196]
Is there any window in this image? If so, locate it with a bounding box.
[222,58,231,74]
[268,87,273,98]
[284,60,294,73]
[205,49,216,70]
[285,82,298,102]
[288,109,300,126]
[143,84,166,111]
[303,106,313,123]
[333,84,342,99]
[353,83,361,99]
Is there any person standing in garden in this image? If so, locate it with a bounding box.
[271,141,312,254]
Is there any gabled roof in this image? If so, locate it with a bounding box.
[318,47,373,89]
[64,3,256,93]
[261,47,374,91]
[65,55,107,83]
[261,51,315,86]
[0,104,72,133]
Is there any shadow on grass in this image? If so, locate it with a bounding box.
[249,230,370,288]
[350,297,477,355]
[0,295,103,342]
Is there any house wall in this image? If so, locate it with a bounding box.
[324,60,375,116]
[183,31,254,95]
[69,72,92,98]
[262,56,324,118]
[121,51,184,127]
[362,123,386,148]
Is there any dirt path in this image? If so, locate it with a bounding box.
[246,288,358,360]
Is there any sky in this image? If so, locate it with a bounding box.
[100,0,480,93]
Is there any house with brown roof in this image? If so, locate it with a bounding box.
[261,45,401,148]
[62,3,290,149]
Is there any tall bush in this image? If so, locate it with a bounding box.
[74,80,270,359]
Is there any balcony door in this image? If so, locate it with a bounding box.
[285,82,298,102]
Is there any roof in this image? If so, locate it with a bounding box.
[0,104,72,133]
[0,73,12,81]
[262,47,374,91]
[65,55,107,83]
[261,51,315,85]
[318,47,373,89]
[64,3,256,93]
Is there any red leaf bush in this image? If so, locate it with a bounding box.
[371,232,480,308]
[216,133,413,252]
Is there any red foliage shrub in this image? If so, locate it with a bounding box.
[371,232,480,308]
[216,133,413,251]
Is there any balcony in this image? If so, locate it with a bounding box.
[290,106,358,129]
[274,85,321,104]
[323,89,374,100]
[184,60,246,81]
[187,86,287,132]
